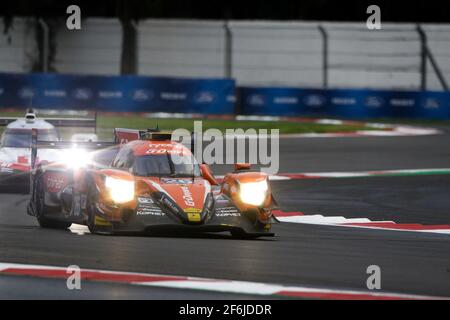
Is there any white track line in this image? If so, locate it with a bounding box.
[0,262,446,300]
[275,213,450,235]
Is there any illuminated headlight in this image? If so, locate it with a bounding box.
[239,180,269,206]
[105,177,135,203]
[62,148,91,169]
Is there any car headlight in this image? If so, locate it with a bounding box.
[239,180,269,206]
[105,177,135,203]
[62,148,91,169]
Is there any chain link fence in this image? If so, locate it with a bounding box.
[1,18,448,91]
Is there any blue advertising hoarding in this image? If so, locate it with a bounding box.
[0,73,236,114]
[1,72,449,119]
[239,86,450,119]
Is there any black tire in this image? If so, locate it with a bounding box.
[86,183,112,235]
[230,230,260,240]
[35,178,71,230]
[86,201,98,234]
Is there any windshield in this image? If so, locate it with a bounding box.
[1,129,59,148]
[92,146,120,168]
[133,154,201,177]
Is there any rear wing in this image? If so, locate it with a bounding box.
[0,111,97,132]
[0,118,19,126]
[30,128,115,169]
[114,128,172,144]
[44,116,97,131]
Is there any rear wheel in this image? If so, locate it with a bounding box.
[35,178,71,230]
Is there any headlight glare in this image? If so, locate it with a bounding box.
[105,176,135,203]
[62,148,91,169]
[239,180,269,206]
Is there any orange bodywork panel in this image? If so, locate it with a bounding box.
[91,168,211,223]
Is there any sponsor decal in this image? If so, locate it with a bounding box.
[194,91,215,104]
[145,148,185,155]
[213,194,230,203]
[215,206,241,217]
[43,89,66,98]
[72,88,93,100]
[98,91,123,99]
[145,143,187,155]
[18,87,35,99]
[94,215,112,226]
[331,97,357,106]
[273,96,298,105]
[161,178,192,185]
[17,156,28,164]
[303,94,326,107]
[136,208,164,216]
[186,212,201,222]
[131,89,154,102]
[137,197,154,204]
[160,92,187,101]
[390,98,415,107]
[423,98,440,109]
[162,197,181,214]
[44,173,68,193]
[364,96,384,108]
[247,94,266,106]
[227,94,236,103]
[185,208,201,214]
[181,185,195,206]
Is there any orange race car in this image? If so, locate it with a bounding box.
[27,128,279,238]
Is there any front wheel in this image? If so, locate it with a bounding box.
[86,185,112,235]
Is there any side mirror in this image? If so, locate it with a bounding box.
[200,164,218,185]
[234,163,251,171]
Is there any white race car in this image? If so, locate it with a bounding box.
[0,110,97,192]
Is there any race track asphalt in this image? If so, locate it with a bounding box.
[0,128,449,299]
